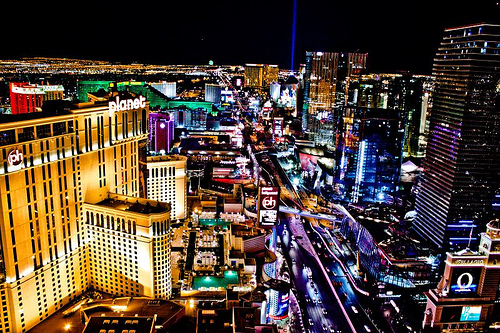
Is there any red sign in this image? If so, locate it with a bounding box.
[262,195,277,210]
[258,186,280,227]
[8,148,23,167]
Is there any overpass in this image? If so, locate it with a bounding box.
[279,205,342,225]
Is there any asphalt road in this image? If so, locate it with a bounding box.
[311,225,393,333]
[277,215,355,333]
[252,144,384,333]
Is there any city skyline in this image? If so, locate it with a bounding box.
[1,0,499,73]
[1,6,500,332]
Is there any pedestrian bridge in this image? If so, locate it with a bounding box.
[279,205,342,224]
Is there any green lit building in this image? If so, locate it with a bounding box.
[167,100,214,115]
[114,81,170,109]
[77,80,114,102]
[77,81,172,109]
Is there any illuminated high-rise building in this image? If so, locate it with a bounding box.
[146,155,187,221]
[302,51,367,131]
[335,107,403,204]
[205,83,222,103]
[85,194,172,300]
[149,112,174,153]
[149,81,176,98]
[303,52,339,111]
[346,73,434,157]
[0,92,172,332]
[414,23,500,251]
[9,83,64,114]
[244,64,279,88]
[270,83,281,102]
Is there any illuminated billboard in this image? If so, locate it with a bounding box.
[258,186,280,227]
[460,306,481,322]
[273,117,283,137]
[449,268,481,296]
[269,291,289,320]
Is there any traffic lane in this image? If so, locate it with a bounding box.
[278,223,311,332]
[301,267,336,333]
[321,260,378,333]
[278,222,347,332]
[283,215,357,332]
[313,232,380,333]
[304,259,346,332]
[305,279,340,333]
[297,245,353,332]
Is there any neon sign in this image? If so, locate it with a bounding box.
[258,186,280,227]
[456,272,474,291]
[108,95,146,116]
[450,268,480,295]
[454,259,484,265]
[8,148,24,167]
[460,306,481,322]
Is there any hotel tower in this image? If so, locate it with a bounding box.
[414,23,500,251]
[0,92,172,333]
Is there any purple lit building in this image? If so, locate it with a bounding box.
[149,112,174,153]
[414,23,500,252]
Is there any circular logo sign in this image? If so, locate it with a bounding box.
[262,196,277,210]
[8,148,24,166]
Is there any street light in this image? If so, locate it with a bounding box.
[64,324,71,331]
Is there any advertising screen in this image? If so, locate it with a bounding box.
[269,291,289,320]
[460,306,481,322]
[258,186,280,227]
[449,267,482,296]
[273,118,283,137]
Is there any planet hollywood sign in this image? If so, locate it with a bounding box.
[258,186,280,226]
[8,148,24,167]
[108,95,146,116]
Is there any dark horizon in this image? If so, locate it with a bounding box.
[2,0,500,74]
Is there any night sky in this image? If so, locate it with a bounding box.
[2,0,500,74]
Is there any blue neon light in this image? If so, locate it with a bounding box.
[460,306,481,322]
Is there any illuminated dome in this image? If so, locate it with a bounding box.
[486,219,500,238]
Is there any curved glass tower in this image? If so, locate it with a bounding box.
[414,23,500,251]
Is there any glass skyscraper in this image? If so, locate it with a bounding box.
[336,107,403,204]
[301,51,367,133]
[414,23,500,251]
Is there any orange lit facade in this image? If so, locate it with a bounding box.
[244,64,279,88]
[0,93,172,332]
[146,155,187,221]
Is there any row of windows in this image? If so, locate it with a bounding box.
[150,166,176,178]
[0,121,73,147]
[86,211,137,235]
[89,231,141,296]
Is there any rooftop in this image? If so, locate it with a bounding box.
[0,100,74,124]
[82,316,154,333]
[94,193,170,215]
[196,308,232,333]
[192,271,239,291]
[147,154,187,163]
[27,295,184,333]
